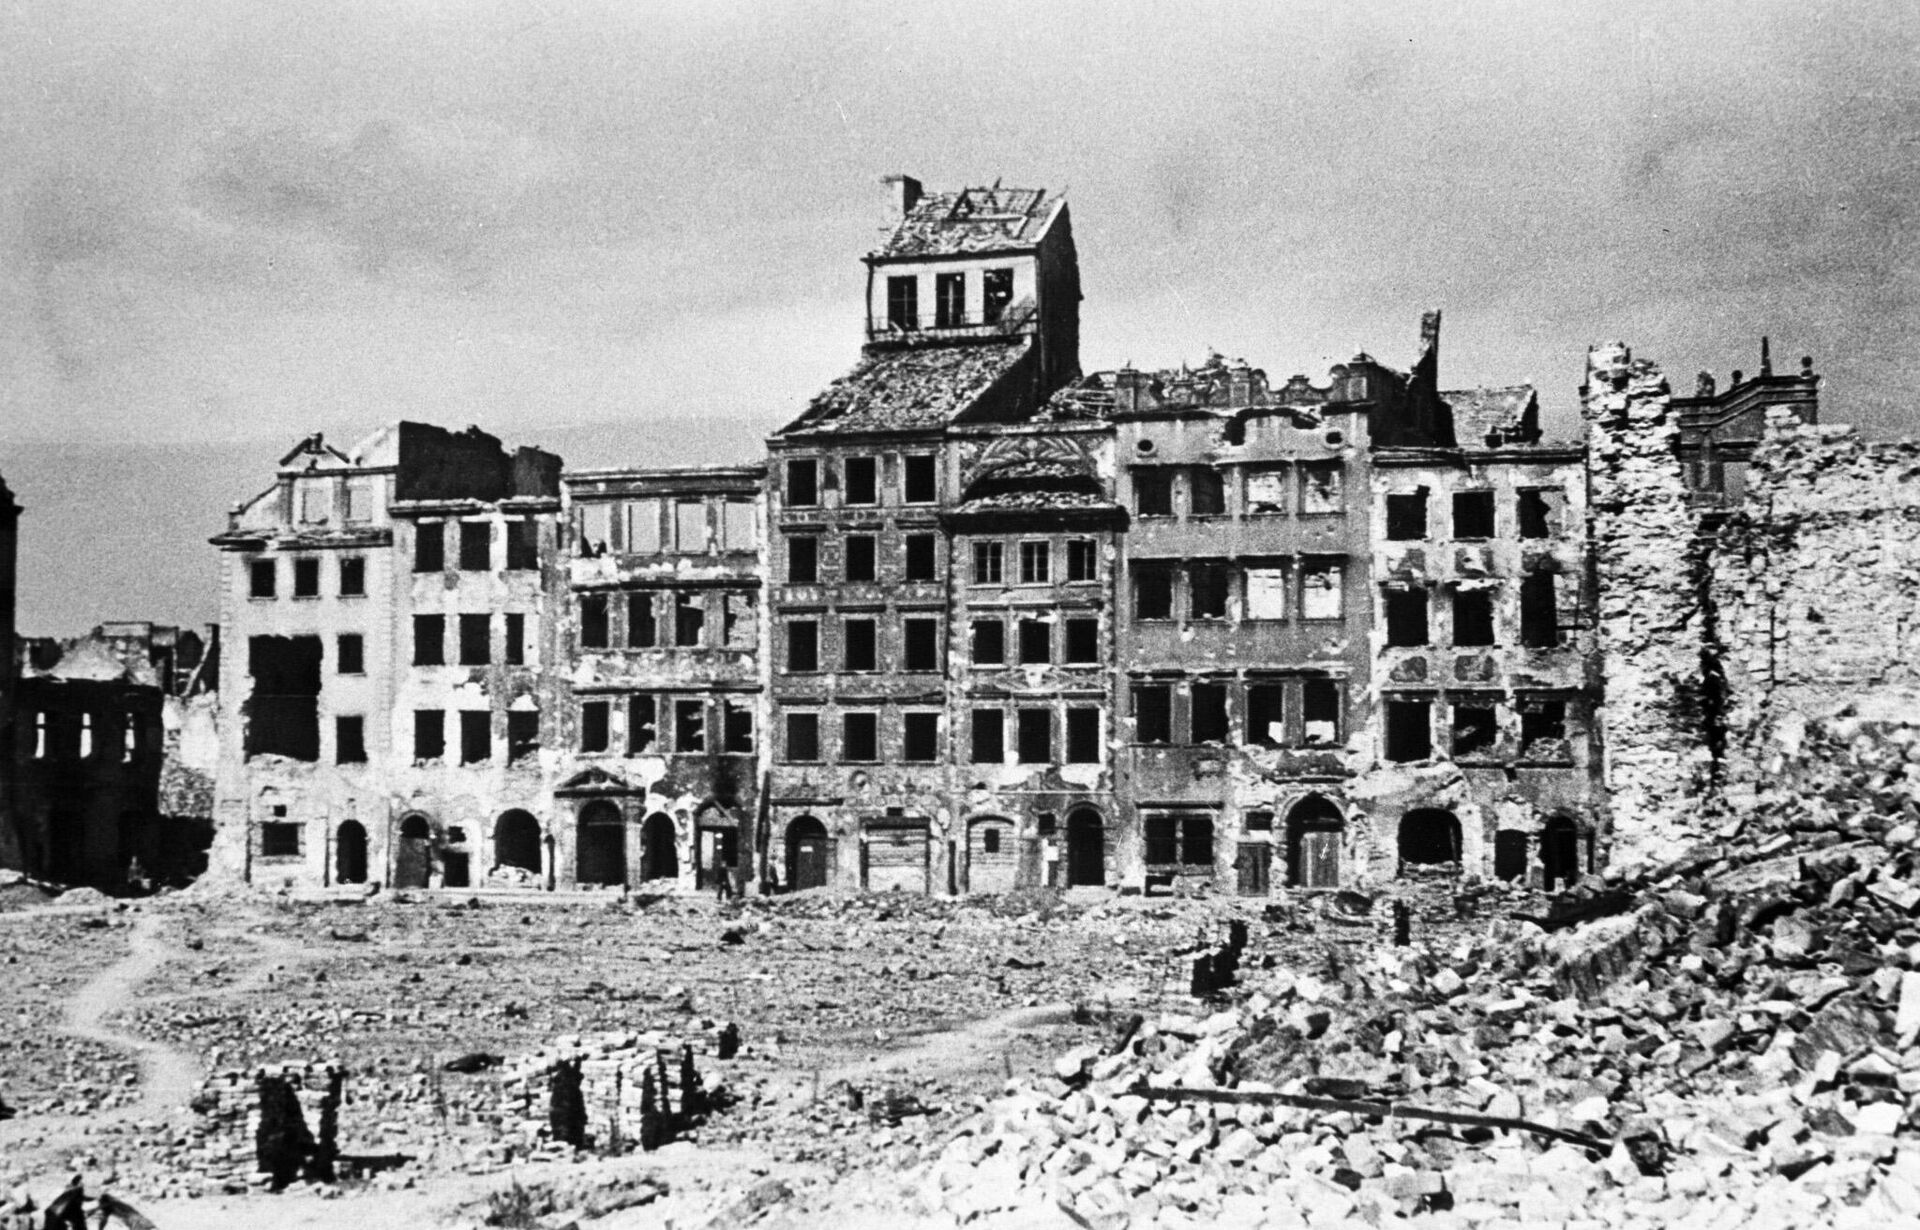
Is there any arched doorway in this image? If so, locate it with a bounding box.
[1065,808,1105,887]
[1493,830,1528,883]
[640,812,679,883]
[1541,815,1582,890]
[1399,808,1462,871]
[1286,795,1344,888]
[786,816,828,891]
[494,810,541,876]
[576,801,626,887]
[394,814,431,889]
[336,821,368,885]
[967,817,1018,894]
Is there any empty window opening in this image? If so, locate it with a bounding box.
[973,541,1004,584]
[494,811,540,876]
[1520,700,1568,757]
[1017,709,1053,763]
[903,617,940,671]
[1453,589,1496,646]
[1189,468,1226,516]
[934,272,966,327]
[1386,491,1428,541]
[1132,683,1173,744]
[507,711,538,762]
[335,715,366,764]
[1019,541,1051,584]
[843,617,878,671]
[1246,810,1274,832]
[1066,539,1097,581]
[903,455,938,503]
[339,557,366,597]
[506,520,539,570]
[1248,683,1285,746]
[415,709,447,761]
[674,501,708,552]
[904,534,937,581]
[787,620,819,672]
[788,535,819,583]
[982,268,1014,323]
[625,500,662,554]
[1191,682,1230,744]
[1018,619,1051,665]
[1452,490,1495,539]
[579,701,609,754]
[971,618,1006,666]
[723,592,756,649]
[1066,708,1100,763]
[887,275,918,329]
[1190,563,1230,620]
[784,712,820,762]
[1065,617,1099,663]
[1145,813,1214,869]
[293,558,320,598]
[1399,808,1462,868]
[1384,699,1432,762]
[1134,469,1174,516]
[337,633,364,675]
[1541,815,1583,890]
[627,594,658,648]
[459,521,491,571]
[1385,589,1429,646]
[413,613,446,665]
[1301,563,1343,619]
[845,534,877,582]
[721,500,756,550]
[1520,573,1560,647]
[1452,704,1497,755]
[845,456,878,505]
[971,709,1005,763]
[1303,680,1341,745]
[415,522,446,572]
[504,613,526,665]
[1494,831,1529,882]
[674,592,705,647]
[842,711,878,762]
[786,459,819,507]
[1517,488,1559,539]
[1247,468,1289,515]
[1245,567,1288,620]
[459,613,490,665]
[260,822,302,859]
[578,596,609,650]
[1301,463,1343,513]
[981,827,1002,855]
[676,699,706,753]
[903,712,940,762]
[460,711,491,764]
[628,695,657,754]
[250,560,276,598]
[1135,564,1176,621]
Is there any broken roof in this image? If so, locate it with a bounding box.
[873,186,1064,260]
[779,340,1030,436]
[1443,386,1541,446]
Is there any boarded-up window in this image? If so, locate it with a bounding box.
[1248,683,1285,746]
[626,500,662,554]
[1301,464,1343,513]
[865,821,928,893]
[1301,564,1342,619]
[1247,468,1289,515]
[1246,568,1287,620]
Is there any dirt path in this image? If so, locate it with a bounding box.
[58,912,204,1127]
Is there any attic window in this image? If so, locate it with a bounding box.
[887,276,918,330]
[982,269,1013,323]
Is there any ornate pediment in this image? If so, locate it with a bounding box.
[555,765,635,796]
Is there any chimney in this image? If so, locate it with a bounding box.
[882,174,923,218]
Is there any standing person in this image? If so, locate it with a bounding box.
[712,842,733,902]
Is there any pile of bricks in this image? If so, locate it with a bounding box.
[499,1026,732,1159]
[174,1063,344,1192]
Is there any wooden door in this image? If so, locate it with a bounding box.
[1235,842,1271,896]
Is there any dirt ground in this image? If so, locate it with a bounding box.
[0,884,1291,1228]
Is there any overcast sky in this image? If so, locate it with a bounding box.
[2,0,1917,628]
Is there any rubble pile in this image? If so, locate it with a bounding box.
[499,1025,733,1161]
[117,1064,347,1199]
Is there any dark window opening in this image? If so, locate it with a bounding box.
[973,541,1004,584]
[1018,618,1051,665]
[788,535,819,583]
[579,701,608,754]
[1452,490,1495,539]
[293,558,320,598]
[1246,810,1273,832]
[260,822,302,858]
[935,272,966,328]
[674,592,705,647]
[250,560,276,598]
[413,614,445,665]
[842,711,878,762]
[1520,573,1560,647]
[1517,489,1553,538]
[506,520,539,570]
[971,709,1004,763]
[982,268,1014,322]
[1134,469,1174,516]
[787,459,819,507]
[886,276,918,330]
[1400,808,1462,867]
[1016,709,1052,763]
[1494,831,1529,882]
[1066,539,1097,581]
[904,455,938,503]
[1190,563,1229,620]
[458,613,490,665]
[1520,700,1568,755]
[1453,589,1496,646]
[335,715,366,764]
[337,633,364,675]
[339,557,366,597]
[414,709,446,761]
[676,699,705,753]
[1145,813,1214,868]
[1384,699,1433,762]
[1135,564,1175,620]
[905,534,937,580]
[579,596,609,649]
[846,535,877,582]
[1248,683,1285,747]
[1066,708,1100,763]
[1191,682,1230,744]
[1303,680,1341,746]
[1132,683,1173,744]
[845,456,878,505]
[414,523,444,573]
[785,712,820,762]
[903,712,939,762]
[1065,617,1098,663]
[504,613,525,665]
[787,620,819,672]
[1189,468,1226,516]
[628,695,656,754]
[843,618,878,671]
[460,711,491,764]
[724,700,754,754]
[459,521,491,571]
[904,617,940,671]
[971,619,1005,666]
[1385,589,1429,647]
[507,711,539,761]
[627,593,657,648]
[1452,704,1497,755]
[1386,491,1427,541]
[982,827,1001,854]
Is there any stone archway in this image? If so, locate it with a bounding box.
[786,816,829,891]
[335,820,368,885]
[640,812,679,883]
[576,801,626,887]
[1285,795,1344,888]
[394,814,432,889]
[494,810,541,876]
